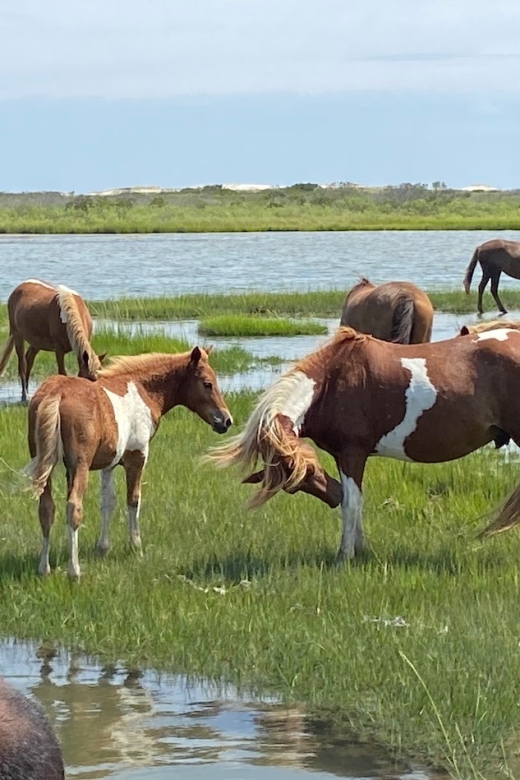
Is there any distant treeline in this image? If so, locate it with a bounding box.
[1,183,520,232]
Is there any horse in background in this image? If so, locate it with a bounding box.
[463,239,520,315]
[0,279,104,402]
[209,327,520,562]
[340,278,433,344]
[24,346,232,579]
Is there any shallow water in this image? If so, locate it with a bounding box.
[1,230,520,300]
[0,639,434,780]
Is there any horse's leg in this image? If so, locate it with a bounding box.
[55,351,67,376]
[123,451,146,553]
[97,468,117,557]
[13,336,27,403]
[336,450,367,563]
[490,272,507,315]
[38,477,55,576]
[477,269,491,315]
[65,462,89,579]
[25,346,39,395]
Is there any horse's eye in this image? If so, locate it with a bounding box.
[203,380,213,390]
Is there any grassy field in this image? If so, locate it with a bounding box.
[2,185,520,232]
[1,387,520,778]
[198,315,328,337]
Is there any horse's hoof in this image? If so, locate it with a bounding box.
[97,544,109,558]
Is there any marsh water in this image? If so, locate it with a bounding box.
[0,230,509,778]
[3,639,432,780]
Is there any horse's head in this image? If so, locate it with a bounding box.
[182,346,233,434]
[79,350,108,380]
[242,435,342,508]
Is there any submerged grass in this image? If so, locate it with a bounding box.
[198,315,328,337]
[1,392,520,777]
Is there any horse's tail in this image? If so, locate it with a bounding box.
[478,482,520,539]
[0,334,14,377]
[390,294,415,344]
[57,286,102,380]
[22,395,62,498]
[464,247,480,294]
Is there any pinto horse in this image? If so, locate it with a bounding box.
[209,327,520,561]
[0,279,103,403]
[340,278,433,344]
[24,346,232,579]
[464,239,520,315]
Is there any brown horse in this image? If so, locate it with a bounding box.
[24,346,232,579]
[0,279,103,403]
[464,239,520,315]
[340,278,433,343]
[209,326,520,562]
[459,319,520,336]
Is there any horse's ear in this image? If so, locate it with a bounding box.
[205,345,213,356]
[242,470,264,484]
[98,352,108,365]
[460,325,470,336]
[190,346,202,366]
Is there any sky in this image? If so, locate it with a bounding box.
[2,0,520,193]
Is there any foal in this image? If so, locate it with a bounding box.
[0,279,103,402]
[24,347,232,578]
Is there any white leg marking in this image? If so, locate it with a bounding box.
[98,469,117,555]
[38,538,50,576]
[375,357,437,461]
[128,499,142,552]
[338,475,363,561]
[67,525,80,579]
[476,329,515,342]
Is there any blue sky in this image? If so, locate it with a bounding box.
[2,0,520,193]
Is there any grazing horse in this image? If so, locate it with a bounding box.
[0,279,103,403]
[0,678,64,779]
[458,319,520,336]
[464,239,520,315]
[209,327,520,561]
[24,346,232,579]
[340,278,433,344]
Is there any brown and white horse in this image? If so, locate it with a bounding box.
[24,346,232,578]
[0,279,103,402]
[209,327,520,561]
[340,278,433,344]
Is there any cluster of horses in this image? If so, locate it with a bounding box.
[1,246,520,582]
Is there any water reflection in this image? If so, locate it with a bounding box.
[0,639,434,780]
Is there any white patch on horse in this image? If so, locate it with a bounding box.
[278,371,316,433]
[25,279,57,291]
[104,382,155,469]
[375,357,437,461]
[339,475,364,560]
[476,329,515,342]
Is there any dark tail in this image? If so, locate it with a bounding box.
[464,247,480,294]
[478,482,520,539]
[390,295,415,344]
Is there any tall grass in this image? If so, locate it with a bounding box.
[198,315,328,337]
[2,392,520,777]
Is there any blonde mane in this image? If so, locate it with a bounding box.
[208,327,363,506]
[57,286,102,378]
[98,351,189,379]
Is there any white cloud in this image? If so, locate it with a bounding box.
[2,0,520,98]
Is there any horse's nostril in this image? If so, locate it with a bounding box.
[225,417,232,429]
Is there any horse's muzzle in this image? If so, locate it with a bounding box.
[212,412,233,434]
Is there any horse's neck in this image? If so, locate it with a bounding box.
[137,366,185,416]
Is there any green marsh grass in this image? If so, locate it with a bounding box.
[198,315,328,337]
[1,391,520,777]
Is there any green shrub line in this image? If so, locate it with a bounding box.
[198,315,328,337]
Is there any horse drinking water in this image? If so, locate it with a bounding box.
[340,278,433,344]
[24,346,232,578]
[209,327,520,561]
[0,279,103,402]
